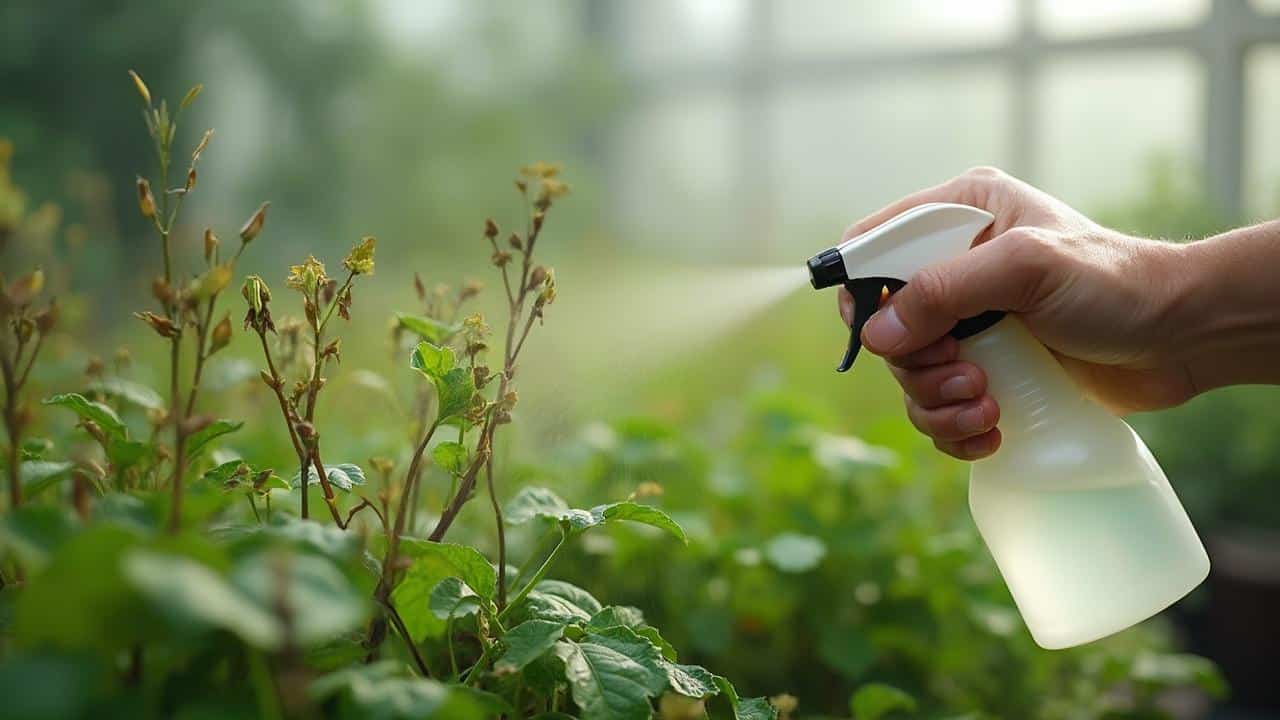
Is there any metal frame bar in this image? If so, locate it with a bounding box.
[617,0,1280,229]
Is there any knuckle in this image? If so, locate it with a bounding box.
[963,165,1007,182]
[906,266,949,314]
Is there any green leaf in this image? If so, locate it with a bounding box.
[233,552,368,646]
[818,624,876,679]
[586,606,645,632]
[185,419,244,459]
[409,340,455,380]
[503,489,686,543]
[398,314,463,345]
[43,393,127,440]
[712,675,777,720]
[310,661,487,720]
[431,442,467,475]
[20,437,53,460]
[662,662,719,699]
[429,577,482,620]
[595,502,688,544]
[124,550,283,649]
[107,437,150,470]
[496,619,566,672]
[434,368,476,421]
[1130,652,1227,698]
[289,463,367,491]
[553,627,670,720]
[393,541,496,640]
[851,683,917,720]
[504,486,571,525]
[202,460,247,486]
[19,460,74,499]
[524,580,602,624]
[764,533,827,573]
[86,376,165,411]
[0,505,78,570]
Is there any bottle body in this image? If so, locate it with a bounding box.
[959,319,1209,649]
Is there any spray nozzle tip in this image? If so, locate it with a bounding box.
[807,247,846,289]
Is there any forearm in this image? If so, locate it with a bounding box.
[1172,219,1280,392]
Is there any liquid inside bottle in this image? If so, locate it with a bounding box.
[960,320,1210,649]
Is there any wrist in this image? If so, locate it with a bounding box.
[1166,222,1280,393]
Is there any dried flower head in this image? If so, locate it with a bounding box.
[136,177,157,219]
[519,161,561,179]
[343,236,376,275]
[135,311,180,338]
[239,201,269,244]
[484,218,500,239]
[285,256,327,295]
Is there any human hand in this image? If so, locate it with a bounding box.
[839,167,1202,460]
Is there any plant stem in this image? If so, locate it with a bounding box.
[498,529,566,624]
[381,597,431,677]
[486,455,507,610]
[1,348,20,510]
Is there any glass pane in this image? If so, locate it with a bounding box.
[1036,52,1202,213]
[777,0,1015,56]
[617,0,746,68]
[773,66,1012,245]
[1037,0,1207,38]
[615,90,740,254]
[1246,46,1280,219]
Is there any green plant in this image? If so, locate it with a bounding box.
[0,77,778,720]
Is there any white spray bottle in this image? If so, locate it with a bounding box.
[807,203,1209,649]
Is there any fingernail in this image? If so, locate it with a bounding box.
[956,406,988,434]
[939,375,975,401]
[863,306,908,352]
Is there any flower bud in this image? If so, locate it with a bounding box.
[185,168,197,192]
[203,228,218,263]
[209,314,232,354]
[483,218,499,239]
[491,250,512,267]
[239,201,269,243]
[527,265,548,288]
[152,276,174,306]
[127,69,151,106]
[136,177,156,219]
[179,83,203,110]
[508,233,524,251]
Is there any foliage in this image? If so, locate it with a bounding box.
[0,78,1233,720]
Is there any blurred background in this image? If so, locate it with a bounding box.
[5,0,1280,717]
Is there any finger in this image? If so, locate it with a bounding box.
[840,168,1002,243]
[885,337,958,370]
[934,428,1002,461]
[861,227,1055,356]
[905,394,1000,442]
[890,361,987,409]
[838,286,853,326]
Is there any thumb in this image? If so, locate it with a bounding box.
[861,227,1053,356]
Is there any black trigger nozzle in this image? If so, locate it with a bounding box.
[837,278,906,373]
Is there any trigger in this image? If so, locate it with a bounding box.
[837,280,889,372]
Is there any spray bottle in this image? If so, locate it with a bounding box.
[807,203,1209,649]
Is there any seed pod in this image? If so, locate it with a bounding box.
[508,232,524,250]
[491,250,512,267]
[152,276,174,305]
[127,69,151,105]
[209,314,232,354]
[527,265,548,288]
[191,129,214,165]
[483,218,499,239]
[179,83,203,110]
[472,365,490,388]
[532,210,546,231]
[135,311,180,338]
[203,228,218,262]
[500,390,518,411]
[239,201,269,243]
[259,369,277,389]
[186,168,197,192]
[136,177,157,219]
